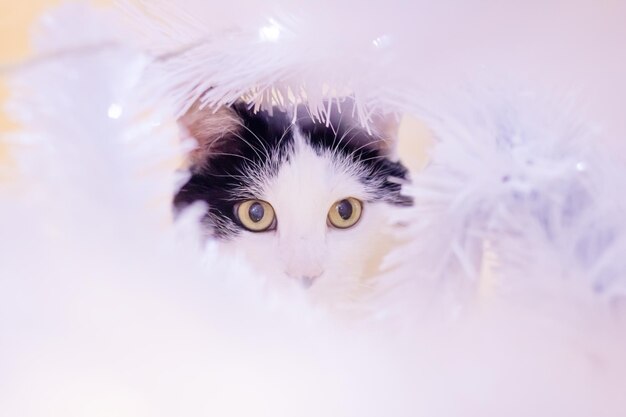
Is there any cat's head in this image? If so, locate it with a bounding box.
[174,99,411,301]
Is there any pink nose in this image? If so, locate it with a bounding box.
[287,273,322,289]
[298,275,319,289]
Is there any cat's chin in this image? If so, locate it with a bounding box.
[215,242,365,308]
[267,269,383,316]
[259,275,377,319]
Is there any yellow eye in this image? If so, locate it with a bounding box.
[236,200,276,232]
[327,197,363,229]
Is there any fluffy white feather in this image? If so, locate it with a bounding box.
[119,0,626,138]
[379,89,626,318]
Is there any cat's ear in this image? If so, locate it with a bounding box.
[178,102,242,170]
[369,111,401,159]
[330,98,401,159]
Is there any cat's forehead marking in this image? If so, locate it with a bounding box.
[263,129,369,211]
[173,102,411,239]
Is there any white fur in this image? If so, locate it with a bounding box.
[221,130,402,307]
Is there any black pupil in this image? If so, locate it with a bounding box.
[337,200,353,220]
[249,202,265,223]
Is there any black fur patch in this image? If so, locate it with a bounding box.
[174,101,412,239]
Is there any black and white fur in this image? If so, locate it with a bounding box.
[174,100,411,300]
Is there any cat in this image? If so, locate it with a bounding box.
[174,99,412,303]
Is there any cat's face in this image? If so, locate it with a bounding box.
[174,101,411,301]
